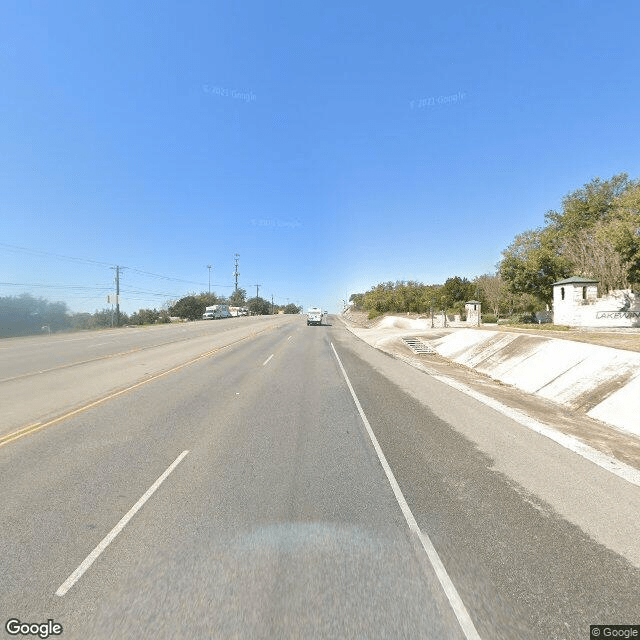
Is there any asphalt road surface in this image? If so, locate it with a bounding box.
[1,316,638,639]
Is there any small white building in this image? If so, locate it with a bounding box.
[465,300,481,326]
[553,277,599,325]
[552,277,640,327]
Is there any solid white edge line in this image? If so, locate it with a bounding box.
[389,351,640,488]
[339,313,640,488]
[55,450,189,597]
[330,342,482,640]
[427,370,640,488]
[263,353,274,366]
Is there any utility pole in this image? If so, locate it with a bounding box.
[116,266,121,326]
[254,284,260,300]
[207,265,212,295]
[271,294,274,315]
[234,253,240,292]
[110,266,124,326]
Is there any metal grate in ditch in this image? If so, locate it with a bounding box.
[401,336,435,354]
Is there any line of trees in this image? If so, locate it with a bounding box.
[350,274,542,320]
[0,287,303,338]
[350,278,476,317]
[351,173,640,320]
[167,289,302,320]
[499,173,640,304]
[0,294,71,338]
[0,293,172,338]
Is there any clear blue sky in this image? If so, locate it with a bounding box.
[1,0,639,314]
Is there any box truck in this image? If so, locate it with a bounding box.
[306,307,324,326]
[203,304,232,320]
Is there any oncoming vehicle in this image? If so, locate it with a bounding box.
[203,304,232,320]
[306,307,324,326]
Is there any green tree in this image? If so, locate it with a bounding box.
[421,285,443,315]
[129,308,169,325]
[228,288,247,306]
[248,296,271,315]
[69,312,93,331]
[440,276,475,315]
[545,173,633,239]
[283,303,301,314]
[612,182,640,285]
[195,291,224,306]
[473,273,506,317]
[499,229,570,305]
[0,294,72,338]
[89,308,125,328]
[349,293,364,310]
[169,295,206,320]
[545,173,640,291]
[354,281,445,316]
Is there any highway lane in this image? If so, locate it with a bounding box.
[0,315,292,438]
[0,317,464,639]
[0,316,638,638]
[0,316,281,383]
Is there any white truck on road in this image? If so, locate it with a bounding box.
[203,304,232,320]
[306,307,324,326]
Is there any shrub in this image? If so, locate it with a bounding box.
[506,313,536,324]
[482,314,498,323]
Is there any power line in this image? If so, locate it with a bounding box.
[1,243,245,313]
[0,242,113,267]
[125,267,209,286]
[0,242,215,287]
[120,288,181,298]
[0,282,112,291]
